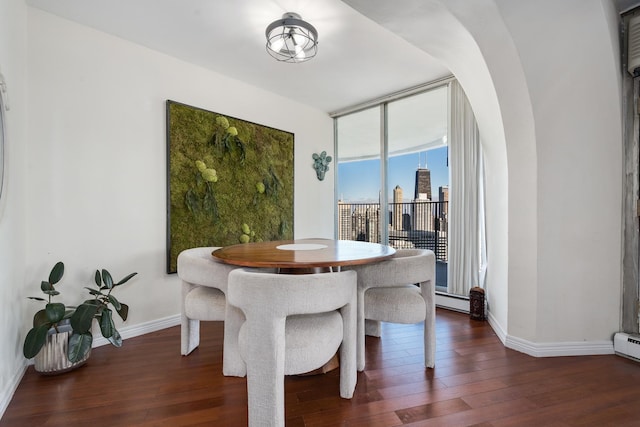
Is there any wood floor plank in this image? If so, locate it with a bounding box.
[395,398,472,423]
[566,404,637,427]
[2,308,639,427]
[401,397,541,427]
[490,391,627,427]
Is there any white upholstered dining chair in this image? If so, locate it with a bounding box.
[177,247,250,377]
[345,248,436,371]
[177,247,230,355]
[227,268,357,427]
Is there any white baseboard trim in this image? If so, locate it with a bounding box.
[93,314,181,348]
[435,293,469,313]
[22,314,182,362]
[486,311,614,357]
[505,335,614,357]
[0,360,27,420]
[487,311,507,343]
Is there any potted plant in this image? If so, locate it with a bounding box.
[23,261,83,374]
[68,268,137,362]
[23,261,137,374]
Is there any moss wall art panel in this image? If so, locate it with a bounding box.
[166,100,294,273]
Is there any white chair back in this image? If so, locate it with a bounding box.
[346,248,436,370]
[228,269,357,427]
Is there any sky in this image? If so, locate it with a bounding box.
[337,146,449,202]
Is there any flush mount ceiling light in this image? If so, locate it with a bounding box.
[265,12,318,63]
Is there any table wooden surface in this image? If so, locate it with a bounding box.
[213,238,395,373]
[212,238,395,269]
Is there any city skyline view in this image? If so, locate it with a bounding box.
[337,146,449,203]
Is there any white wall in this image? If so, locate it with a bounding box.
[496,0,622,343]
[0,0,28,416]
[25,8,333,336]
[348,0,623,350]
[444,0,622,347]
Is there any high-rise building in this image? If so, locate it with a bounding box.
[414,168,432,201]
[412,200,432,231]
[337,201,353,240]
[393,185,403,231]
[437,185,449,260]
[353,210,368,241]
[366,207,380,242]
[412,166,433,231]
[439,186,449,219]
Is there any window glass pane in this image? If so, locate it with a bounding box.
[336,85,450,272]
[387,87,449,288]
[337,107,381,242]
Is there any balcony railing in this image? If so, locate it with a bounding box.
[337,201,448,262]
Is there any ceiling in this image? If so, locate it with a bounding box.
[25,0,451,114]
[24,0,637,114]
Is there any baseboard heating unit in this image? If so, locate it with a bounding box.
[614,332,640,361]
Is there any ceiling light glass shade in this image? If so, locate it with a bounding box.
[266,12,318,63]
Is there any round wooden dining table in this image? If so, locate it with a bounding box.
[213,238,395,374]
[211,238,396,271]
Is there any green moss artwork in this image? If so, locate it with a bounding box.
[166,100,294,273]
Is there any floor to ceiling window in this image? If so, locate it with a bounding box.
[335,78,486,306]
[335,81,451,291]
[335,106,381,244]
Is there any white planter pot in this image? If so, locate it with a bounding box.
[33,322,91,375]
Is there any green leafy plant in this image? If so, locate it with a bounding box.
[68,269,137,362]
[23,262,138,364]
[23,262,73,360]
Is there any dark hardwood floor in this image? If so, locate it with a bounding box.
[2,309,639,426]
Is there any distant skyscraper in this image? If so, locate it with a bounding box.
[338,202,353,240]
[366,207,380,243]
[414,168,432,201]
[412,165,433,231]
[438,185,449,237]
[393,185,403,231]
[439,186,449,218]
[412,200,431,231]
[402,213,412,231]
